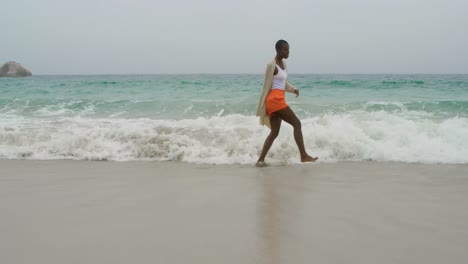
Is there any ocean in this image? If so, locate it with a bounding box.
[1,74,467,164]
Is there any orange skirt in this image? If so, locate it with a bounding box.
[266,89,288,115]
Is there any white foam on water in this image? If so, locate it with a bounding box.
[0,112,467,164]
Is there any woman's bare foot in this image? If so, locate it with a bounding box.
[301,154,318,163]
[256,161,267,167]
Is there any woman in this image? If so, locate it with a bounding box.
[256,39,318,167]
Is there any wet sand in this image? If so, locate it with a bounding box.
[1,160,468,264]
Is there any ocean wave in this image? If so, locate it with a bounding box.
[1,113,467,164]
[329,80,359,87]
[382,80,425,85]
[360,101,468,118]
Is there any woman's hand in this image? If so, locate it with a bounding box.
[294,88,299,97]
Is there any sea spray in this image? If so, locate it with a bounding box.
[1,113,467,164]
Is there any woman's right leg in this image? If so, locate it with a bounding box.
[257,114,282,163]
[275,107,318,162]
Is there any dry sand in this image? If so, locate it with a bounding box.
[1,160,468,264]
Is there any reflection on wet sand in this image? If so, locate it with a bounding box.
[255,168,308,264]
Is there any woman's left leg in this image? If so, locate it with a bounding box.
[257,114,282,164]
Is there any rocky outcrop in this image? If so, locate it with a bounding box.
[0,61,32,77]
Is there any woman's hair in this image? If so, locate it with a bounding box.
[275,39,288,51]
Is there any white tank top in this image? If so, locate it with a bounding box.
[271,64,287,90]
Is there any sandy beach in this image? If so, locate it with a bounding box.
[1,160,468,264]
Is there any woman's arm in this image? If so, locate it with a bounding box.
[286,81,299,97]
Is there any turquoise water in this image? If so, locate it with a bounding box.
[1,74,467,164]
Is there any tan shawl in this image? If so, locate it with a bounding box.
[256,58,297,128]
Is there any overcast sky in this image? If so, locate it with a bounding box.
[2,0,468,74]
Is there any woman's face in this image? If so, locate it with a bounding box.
[278,43,289,59]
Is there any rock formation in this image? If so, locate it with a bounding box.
[0,61,32,77]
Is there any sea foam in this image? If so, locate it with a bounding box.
[1,112,467,164]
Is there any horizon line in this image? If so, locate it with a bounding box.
[27,72,468,76]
